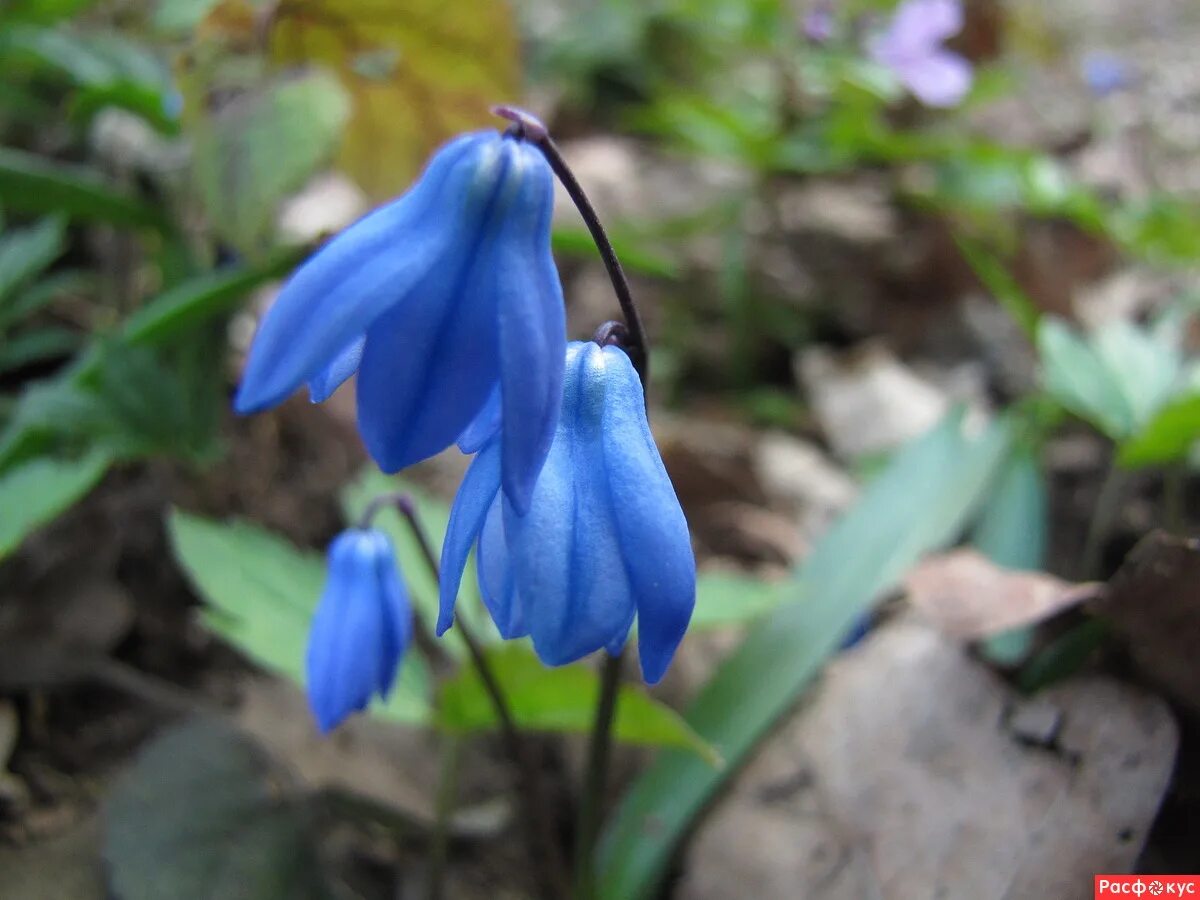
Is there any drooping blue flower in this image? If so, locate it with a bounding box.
[869,0,973,108]
[234,129,566,513]
[307,528,412,732]
[438,341,696,684]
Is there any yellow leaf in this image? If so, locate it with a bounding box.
[265,0,520,199]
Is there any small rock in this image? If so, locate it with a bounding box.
[797,343,952,459]
[277,172,369,245]
[1007,698,1064,748]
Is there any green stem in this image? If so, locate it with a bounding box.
[1080,461,1125,579]
[574,652,623,899]
[427,736,461,900]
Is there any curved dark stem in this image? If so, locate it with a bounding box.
[495,105,650,383]
[394,496,572,900]
[592,319,629,349]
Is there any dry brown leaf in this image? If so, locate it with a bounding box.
[904,548,1100,639]
[679,616,1177,900]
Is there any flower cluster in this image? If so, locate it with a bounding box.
[237,122,697,729]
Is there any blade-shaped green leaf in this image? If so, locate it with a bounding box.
[596,410,1013,900]
[0,327,79,373]
[0,216,65,306]
[438,643,718,764]
[969,441,1047,666]
[0,147,168,229]
[167,509,432,726]
[689,570,783,630]
[969,442,1046,570]
[1118,392,1200,469]
[0,448,110,559]
[954,235,1039,340]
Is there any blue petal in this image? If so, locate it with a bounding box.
[307,530,405,732]
[495,142,567,513]
[368,531,412,697]
[437,439,501,634]
[598,345,695,684]
[235,132,494,414]
[356,138,559,473]
[505,343,636,667]
[457,383,501,454]
[308,336,365,403]
[477,494,528,638]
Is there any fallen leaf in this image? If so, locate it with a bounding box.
[904,548,1099,639]
[678,616,1177,900]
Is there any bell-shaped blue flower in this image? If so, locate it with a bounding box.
[438,341,696,684]
[234,130,566,512]
[307,528,412,732]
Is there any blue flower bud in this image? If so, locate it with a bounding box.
[438,342,696,684]
[307,529,412,732]
[235,130,566,513]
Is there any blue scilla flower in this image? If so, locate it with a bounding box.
[437,341,695,684]
[234,129,566,513]
[307,529,412,732]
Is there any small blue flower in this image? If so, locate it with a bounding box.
[307,528,412,732]
[235,130,566,513]
[869,0,973,108]
[438,341,696,684]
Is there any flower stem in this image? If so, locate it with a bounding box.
[495,105,650,383]
[427,735,461,900]
[394,496,571,900]
[1080,461,1125,579]
[574,651,623,899]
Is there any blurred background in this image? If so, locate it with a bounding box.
[1,0,1199,897]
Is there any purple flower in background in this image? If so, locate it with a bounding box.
[1081,52,1134,97]
[803,0,835,44]
[869,0,973,108]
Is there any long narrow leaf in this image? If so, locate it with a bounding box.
[596,410,1013,899]
[0,147,168,229]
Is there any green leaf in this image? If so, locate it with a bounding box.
[970,442,1046,570]
[153,0,223,34]
[0,250,303,472]
[166,509,432,725]
[191,70,350,252]
[0,216,65,306]
[1117,393,1200,468]
[0,449,110,559]
[597,410,1014,900]
[1038,316,1182,442]
[0,147,168,229]
[438,644,719,764]
[0,269,91,330]
[103,719,333,900]
[969,442,1046,666]
[1037,317,1136,440]
[0,327,79,373]
[552,226,680,279]
[690,570,783,630]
